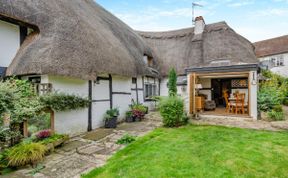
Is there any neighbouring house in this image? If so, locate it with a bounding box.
[254,35,288,77]
[0,0,259,135]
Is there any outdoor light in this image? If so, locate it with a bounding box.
[251,72,257,85]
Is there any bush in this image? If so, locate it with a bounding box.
[0,151,8,169]
[159,97,185,127]
[7,142,46,167]
[259,70,288,109]
[267,110,285,121]
[283,98,288,106]
[273,105,283,112]
[116,134,136,145]
[258,85,283,112]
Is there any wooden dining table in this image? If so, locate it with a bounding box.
[228,97,244,102]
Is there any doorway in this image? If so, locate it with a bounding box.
[211,79,232,107]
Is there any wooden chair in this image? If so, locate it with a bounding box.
[223,93,232,113]
[231,93,247,114]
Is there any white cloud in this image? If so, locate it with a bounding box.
[228,1,254,7]
[253,8,288,17]
[114,7,213,31]
[273,0,288,3]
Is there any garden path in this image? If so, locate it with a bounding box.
[4,117,162,178]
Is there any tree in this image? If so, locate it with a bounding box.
[168,68,177,97]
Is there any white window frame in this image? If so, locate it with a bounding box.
[144,83,158,100]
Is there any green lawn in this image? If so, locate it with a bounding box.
[83,125,288,178]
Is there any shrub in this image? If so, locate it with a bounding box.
[159,97,185,127]
[267,110,285,121]
[0,151,8,169]
[259,70,288,109]
[273,105,283,112]
[36,130,52,140]
[7,142,46,167]
[168,68,177,97]
[283,98,288,106]
[116,134,136,145]
[258,86,282,112]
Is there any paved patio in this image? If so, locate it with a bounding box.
[4,117,162,178]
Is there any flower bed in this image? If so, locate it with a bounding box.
[0,130,68,175]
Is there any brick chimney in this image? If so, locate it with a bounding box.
[194,16,205,35]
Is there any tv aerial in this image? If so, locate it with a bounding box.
[192,2,203,25]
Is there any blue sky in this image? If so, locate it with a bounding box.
[96,0,288,42]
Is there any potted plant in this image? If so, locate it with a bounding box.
[132,109,145,122]
[125,111,134,123]
[104,108,119,128]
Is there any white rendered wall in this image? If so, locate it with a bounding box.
[92,76,110,129]
[160,78,169,96]
[270,53,288,77]
[0,20,20,67]
[259,53,288,77]
[48,76,89,135]
[249,71,258,120]
[112,76,132,120]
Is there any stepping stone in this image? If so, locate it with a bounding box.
[40,155,97,178]
[60,140,89,152]
[271,121,288,130]
[82,128,113,141]
[77,145,104,155]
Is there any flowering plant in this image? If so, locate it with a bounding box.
[132,109,145,120]
[36,130,52,139]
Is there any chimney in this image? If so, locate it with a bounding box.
[194,16,205,35]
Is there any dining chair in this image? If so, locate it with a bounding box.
[232,93,247,114]
[223,93,232,113]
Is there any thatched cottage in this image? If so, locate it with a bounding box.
[0,0,258,134]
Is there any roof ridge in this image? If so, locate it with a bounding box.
[254,34,288,44]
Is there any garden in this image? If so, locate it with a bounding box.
[258,70,288,121]
[82,69,288,178]
[0,78,89,175]
[83,125,288,178]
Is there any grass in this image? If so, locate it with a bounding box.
[83,125,288,178]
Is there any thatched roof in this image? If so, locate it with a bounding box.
[0,0,158,80]
[138,22,258,76]
[254,35,288,58]
[0,0,257,79]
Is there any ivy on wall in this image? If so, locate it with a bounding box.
[40,93,90,112]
